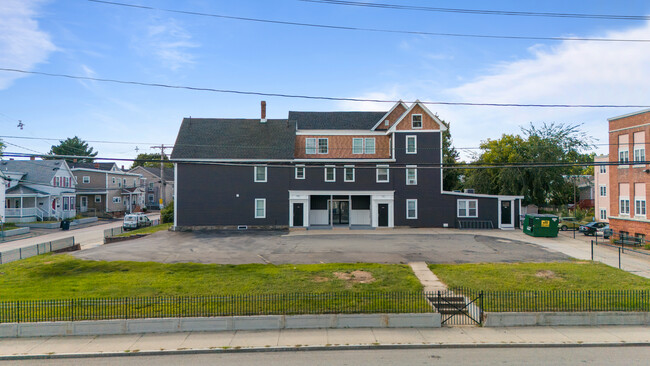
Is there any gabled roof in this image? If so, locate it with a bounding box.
[171,118,296,160]
[387,100,448,133]
[137,166,174,181]
[69,162,118,171]
[371,101,408,130]
[5,184,49,196]
[0,160,67,185]
[289,111,386,130]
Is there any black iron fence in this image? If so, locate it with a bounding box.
[0,292,432,323]
[1,290,648,324]
[451,288,650,313]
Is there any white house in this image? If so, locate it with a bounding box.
[0,173,5,224]
[2,159,77,222]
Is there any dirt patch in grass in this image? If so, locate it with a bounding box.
[535,270,559,280]
[333,270,376,284]
[313,276,330,282]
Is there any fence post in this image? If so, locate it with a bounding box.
[591,240,593,261]
[619,247,622,269]
[479,291,484,324]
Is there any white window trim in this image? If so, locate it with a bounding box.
[599,165,607,174]
[254,166,267,183]
[255,198,266,219]
[619,197,630,215]
[600,208,607,220]
[633,146,645,166]
[406,165,417,185]
[635,197,646,217]
[406,135,417,154]
[406,199,418,219]
[95,195,102,203]
[364,138,376,154]
[305,138,318,155]
[412,114,423,129]
[295,165,305,179]
[458,199,479,218]
[344,165,355,182]
[148,194,155,203]
[376,165,390,183]
[318,138,329,154]
[112,197,121,203]
[599,185,607,197]
[112,177,116,184]
[618,149,629,168]
[82,176,90,184]
[325,166,336,182]
[352,138,364,154]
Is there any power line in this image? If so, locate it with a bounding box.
[0,151,627,170]
[87,0,650,43]
[2,68,649,109]
[300,0,650,21]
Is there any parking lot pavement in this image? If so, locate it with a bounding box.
[72,230,570,264]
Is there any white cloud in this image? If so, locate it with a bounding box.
[0,0,56,89]
[439,21,650,159]
[136,19,199,71]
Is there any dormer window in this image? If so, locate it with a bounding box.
[412,114,422,129]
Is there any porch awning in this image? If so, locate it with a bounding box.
[5,185,49,197]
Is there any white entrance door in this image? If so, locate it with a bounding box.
[80,196,88,213]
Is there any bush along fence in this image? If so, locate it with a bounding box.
[1,290,649,324]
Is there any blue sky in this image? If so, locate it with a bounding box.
[2,0,650,165]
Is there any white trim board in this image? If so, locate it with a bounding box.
[387,100,448,133]
[296,130,386,136]
[441,191,524,200]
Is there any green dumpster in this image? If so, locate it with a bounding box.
[523,214,559,237]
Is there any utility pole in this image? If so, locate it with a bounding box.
[150,144,172,209]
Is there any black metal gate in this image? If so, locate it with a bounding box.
[427,291,484,326]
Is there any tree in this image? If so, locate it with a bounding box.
[132,153,173,169]
[46,136,98,163]
[440,119,462,191]
[464,123,594,206]
[0,139,4,157]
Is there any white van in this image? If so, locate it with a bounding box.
[123,214,152,231]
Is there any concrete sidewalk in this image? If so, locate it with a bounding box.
[1,326,649,359]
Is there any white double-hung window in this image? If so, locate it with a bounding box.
[406,166,417,185]
[376,165,389,183]
[620,198,630,215]
[458,199,478,218]
[255,198,266,218]
[619,134,629,167]
[306,138,328,154]
[254,166,267,182]
[406,199,418,219]
[295,165,305,179]
[634,131,645,165]
[352,138,375,154]
[406,135,417,154]
[412,114,422,129]
[599,185,606,197]
[344,166,355,182]
[325,166,336,182]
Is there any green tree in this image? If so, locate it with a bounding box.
[132,153,173,169]
[46,136,98,163]
[440,119,462,191]
[464,123,594,206]
[161,200,174,223]
[0,139,4,157]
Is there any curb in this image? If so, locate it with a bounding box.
[2,341,650,360]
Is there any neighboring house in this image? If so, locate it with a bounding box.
[567,175,594,209]
[170,101,522,230]
[594,155,609,222]
[128,166,174,209]
[608,109,650,240]
[1,159,77,222]
[70,162,145,216]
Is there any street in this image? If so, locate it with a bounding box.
[4,347,650,365]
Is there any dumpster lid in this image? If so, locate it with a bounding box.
[525,214,559,219]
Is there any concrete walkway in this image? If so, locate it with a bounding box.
[408,262,447,292]
[1,326,649,359]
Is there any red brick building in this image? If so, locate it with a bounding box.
[608,109,650,241]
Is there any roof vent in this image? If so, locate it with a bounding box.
[94,163,100,169]
[260,101,267,123]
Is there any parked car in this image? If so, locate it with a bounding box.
[602,225,612,239]
[123,214,152,231]
[579,222,607,236]
[558,217,581,231]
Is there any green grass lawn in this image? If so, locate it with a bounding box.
[116,223,172,237]
[0,254,430,320]
[429,262,650,311]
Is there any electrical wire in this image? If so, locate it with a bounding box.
[300,0,650,21]
[2,68,649,109]
[86,0,650,43]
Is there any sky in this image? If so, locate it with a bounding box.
[2,0,650,166]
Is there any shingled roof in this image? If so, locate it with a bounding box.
[0,160,67,185]
[170,118,296,160]
[140,166,175,181]
[289,111,386,130]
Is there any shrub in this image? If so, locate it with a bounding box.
[161,200,174,224]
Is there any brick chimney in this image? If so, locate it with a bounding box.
[261,101,267,123]
[94,163,100,169]
[30,156,35,160]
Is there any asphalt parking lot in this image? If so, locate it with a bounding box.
[72,230,570,264]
